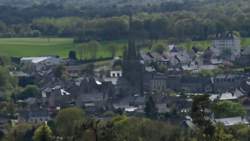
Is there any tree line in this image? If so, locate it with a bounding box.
[0,0,250,42]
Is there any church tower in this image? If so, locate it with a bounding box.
[122,14,144,95]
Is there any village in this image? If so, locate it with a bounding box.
[0,30,248,133]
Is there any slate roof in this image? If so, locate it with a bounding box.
[215,117,249,126]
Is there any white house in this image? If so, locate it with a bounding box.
[212,33,241,60]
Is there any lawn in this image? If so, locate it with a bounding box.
[0,38,126,58]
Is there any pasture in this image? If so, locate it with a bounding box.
[0,38,126,58]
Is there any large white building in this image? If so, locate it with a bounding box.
[212,32,241,60]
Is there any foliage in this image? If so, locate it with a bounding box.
[17,85,40,100]
[87,40,100,60]
[144,96,158,119]
[0,66,17,98]
[53,65,66,79]
[212,124,235,141]
[33,123,53,141]
[199,69,215,77]
[152,42,167,54]
[212,101,247,118]
[4,123,34,141]
[0,56,11,66]
[191,95,215,138]
[55,107,85,138]
[68,50,77,60]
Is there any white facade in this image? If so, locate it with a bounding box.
[212,37,241,60]
[110,70,122,78]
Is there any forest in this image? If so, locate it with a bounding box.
[0,0,250,43]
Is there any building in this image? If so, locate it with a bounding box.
[122,15,145,95]
[212,32,241,60]
[214,117,249,126]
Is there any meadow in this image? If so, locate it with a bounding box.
[0,37,250,58]
[0,38,126,58]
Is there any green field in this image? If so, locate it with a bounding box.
[0,38,126,58]
[1,37,250,58]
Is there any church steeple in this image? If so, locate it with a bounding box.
[122,13,144,95]
[126,14,139,60]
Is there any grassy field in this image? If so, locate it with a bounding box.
[1,37,250,58]
[0,38,126,58]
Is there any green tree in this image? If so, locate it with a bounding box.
[68,50,77,60]
[191,95,215,139]
[17,85,40,100]
[4,123,33,141]
[0,56,11,66]
[144,96,158,119]
[53,65,66,79]
[109,44,116,58]
[33,123,53,141]
[152,42,166,54]
[212,124,235,141]
[88,40,100,60]
[0,66,17,98]
[78,44,85,61]
[212,101,246,118]
[55,107,85,139]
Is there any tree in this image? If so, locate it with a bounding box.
[0,67,10,89]
[152,42,166,54]
[78,44,85,61]
[212,101,246,118]
[88,40,100,60]
[212,124,235,141]
[53,65,66,79]
[55,107,85,139]
[144,96,158,119]
[191,95,215,139]
[0,130,4,141]
[0,56,11,66]
[17,85,40,100]
[4,123,34,141]
[68,50,77,60]
[109,44,116,58]
[33,123,53,141]
[0,66,17,98]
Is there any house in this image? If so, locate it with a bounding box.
[113,95,145,113]
[10,71,34,87]
[211,74,245,92]
[21,56,62,73]
[236,47,250,66]
[214,117,249,126]
[219,92,238,101]
[19,109,51,124]
[110,70,122,78]
[0,116,9,132]
[211,32,241,60]
[46,85,76,111]
[149,73,212,93]
[65,65,84,77]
